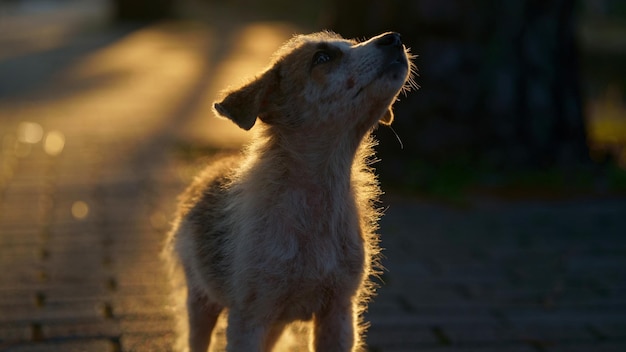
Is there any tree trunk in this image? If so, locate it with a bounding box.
[327,0,590,183]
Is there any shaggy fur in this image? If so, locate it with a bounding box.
[165,31,415,352]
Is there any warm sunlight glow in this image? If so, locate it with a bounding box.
[59,22,209,138]
[184,22,297,148]
[0,0,107,62]
[0,22,210,149]
[0,21,302,156]
[2,134,14,154]
[71,201,89,220]
[150,211,168,230]
[14,142,32,158]
[17,122,44,144]
[44,130,65,156]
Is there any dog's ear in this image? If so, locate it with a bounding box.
[213,67,279,130]
[379,107,394,125]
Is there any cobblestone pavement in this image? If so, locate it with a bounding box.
[1,2,626,351]
[368,196,626,352]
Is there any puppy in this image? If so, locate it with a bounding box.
[166,31,414,352]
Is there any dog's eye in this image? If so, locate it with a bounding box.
[312,51,332,66]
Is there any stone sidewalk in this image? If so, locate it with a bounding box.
[368,196,626,352]
[1,3,626,351]
[2,125,626,352]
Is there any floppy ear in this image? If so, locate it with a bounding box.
[379,107,394,125]
[213,67,279,130]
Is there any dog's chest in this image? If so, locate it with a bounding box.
[264,213,365,321]
[241,185,366,306]
[230,166,369,316]
[266,187,364,271]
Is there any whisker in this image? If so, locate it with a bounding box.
[388,125,404,150]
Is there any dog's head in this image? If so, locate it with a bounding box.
[214,31,415,133]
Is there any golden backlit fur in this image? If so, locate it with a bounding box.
[165,31,415,351]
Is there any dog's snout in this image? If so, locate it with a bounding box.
[375,32,402,48]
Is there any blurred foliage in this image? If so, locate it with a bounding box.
[587,86,626,148]
[391,157,626,203]
[580,0,626,17]
[579,0,626,173]
[329,0,591,179]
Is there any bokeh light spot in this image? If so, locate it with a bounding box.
[44,131,65,156]
[71,201,89,220]
[17,122,44,144]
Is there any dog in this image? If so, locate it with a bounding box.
[165,31,414,351]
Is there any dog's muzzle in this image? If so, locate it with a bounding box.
[375,32,408,70]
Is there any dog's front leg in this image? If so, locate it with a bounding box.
[313,297,357,352]
[187,291,222,352]
[225,309,272,352]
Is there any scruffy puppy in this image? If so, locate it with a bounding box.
[167,31,414,351]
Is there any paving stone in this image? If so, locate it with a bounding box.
[512,323,597,344]
[111,294,171,317]
[366,325,438,348]
[503,307,626,326]
[120,333,175,352]
[3,339,114,352]
[0,230,42,247]
[591,322,626,339]
[0,324,32,344]
[369,313,503,329]
[545,342,626,352]
[408,346,537,352]
[42,320,121,339]
[119,316,175,334]
[438,323,519,345]
[0,291,39,307]
[0,301,106,324]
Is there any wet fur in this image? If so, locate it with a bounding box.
[165,31,414,351]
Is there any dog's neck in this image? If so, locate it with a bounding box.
[234,122,379,238]
[257,124,368,190]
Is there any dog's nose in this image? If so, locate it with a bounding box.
[375,32,402,48]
